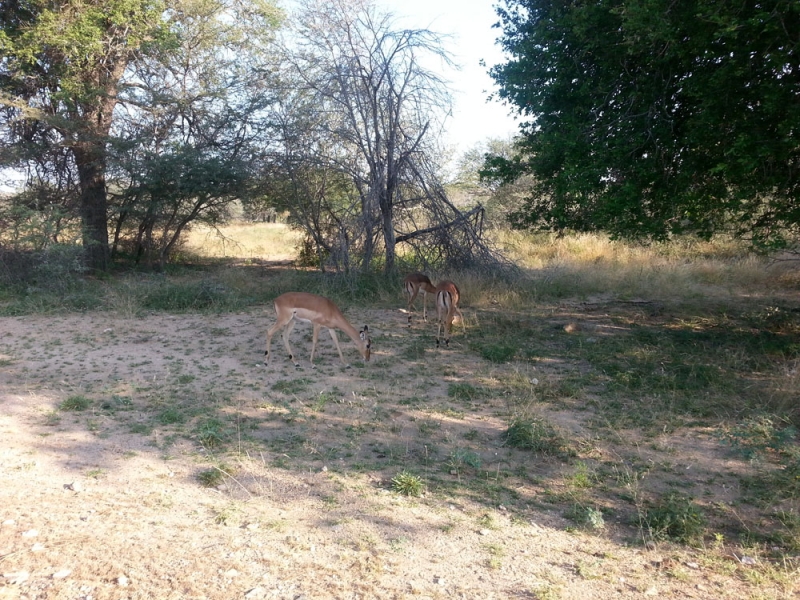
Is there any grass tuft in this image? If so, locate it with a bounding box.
[60,395,92,411]
[391,471,424,497]
[504,417,577,458]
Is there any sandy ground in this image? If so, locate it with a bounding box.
[0,308,796,599]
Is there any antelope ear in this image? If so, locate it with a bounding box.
[363,325,369,332]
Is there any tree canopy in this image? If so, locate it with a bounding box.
[1,0,282,270]
[488,0,800,248]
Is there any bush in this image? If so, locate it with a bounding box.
[564,504,606,530]
[644,493,706,544]
[391,471,424,497]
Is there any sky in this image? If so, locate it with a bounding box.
[377,0,519,155]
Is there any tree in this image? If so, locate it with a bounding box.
[284,0,459,273]
[108,0,282,268]
[1,0,282,270]
[489,0,800,248]
[1,0,169,270]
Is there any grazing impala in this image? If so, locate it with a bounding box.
[403,273,437,324]
[435,280,464,348]
[265,292,371,367]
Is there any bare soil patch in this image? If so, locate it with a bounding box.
[0,306,796,599]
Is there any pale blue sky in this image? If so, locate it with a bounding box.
[379,0,518,153]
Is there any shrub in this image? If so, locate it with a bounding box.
[391,471,424,497]
[644,493,706,544]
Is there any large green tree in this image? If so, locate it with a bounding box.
[1,0,169,270]
[1,0,281,270]
[489,0,800,247]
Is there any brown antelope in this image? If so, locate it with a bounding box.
[265,292,371,367]
[435,280,464,348]
[403,273,437,325]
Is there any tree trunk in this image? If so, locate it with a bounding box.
[381,196,396,274]
[74,146,110,272]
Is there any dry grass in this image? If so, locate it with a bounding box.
[483,229,797,307]
[183,222,302,262]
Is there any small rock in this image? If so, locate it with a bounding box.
[3,571,30,585]
[52,569,72,579]
[31,543,46,552]
[740,555,758,566]
[224,569,239,578]
[117,575,129,587]
[64,481,84,492]
[479,529,490,536]
[21,529,38,538]
[643,587,658,596]
[433,576,445,585]
[3,571,31,585]
[245,587,266,599]
[498,505,507,512]
[686,561,700,569]
[2,520,15,527]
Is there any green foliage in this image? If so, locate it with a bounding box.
[504,417,577,458]
[141,279,235,312]
[197,468,225,488]
[1,0,283,271]
[272,378,312,394]
[391,471,425,497]
[157,407,185,425]
[479,343,517,363]
[723,416,800,502]
[564,504,605,530]
[448,448,483,470]
[60,395,92,411]
[643,493,706,544]
[447,382,485,402]
[195,418,228,449]
[490,0,800,247]
[721,416,798,462]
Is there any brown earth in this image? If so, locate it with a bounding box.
[0,305,797,599]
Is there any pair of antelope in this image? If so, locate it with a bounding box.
[263,273,462,368]
[403,273,463,348]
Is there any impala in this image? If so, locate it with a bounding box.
[403,272,437,324]
[265,292,371,368]
[435,280,464,348]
